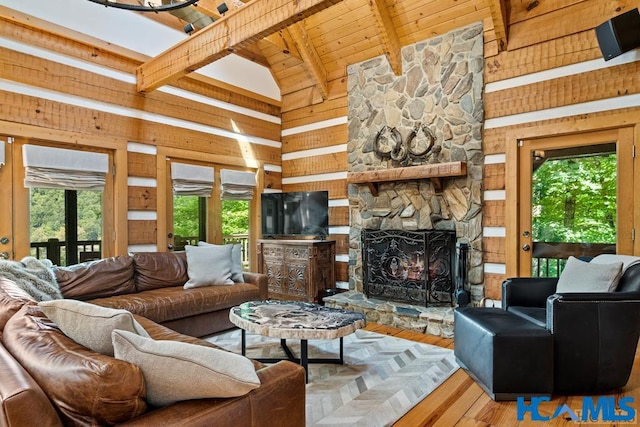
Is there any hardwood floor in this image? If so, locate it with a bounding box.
[362,323,640,426]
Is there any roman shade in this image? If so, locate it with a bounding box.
[22,145,109,191]
[171,163,214,197]
[220,169,256,200]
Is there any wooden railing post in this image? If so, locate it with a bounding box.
[46,238,61,266]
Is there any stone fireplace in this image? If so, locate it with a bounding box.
[345,22,485,309]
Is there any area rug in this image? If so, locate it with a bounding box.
[207,329,458,427]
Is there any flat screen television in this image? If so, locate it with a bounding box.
[261,191,329,239]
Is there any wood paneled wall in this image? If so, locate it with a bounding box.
[279,0,640,297]
[280,82,349,284]
[0,6,281,264]
[480,0,640,299]
[3,1,640,296]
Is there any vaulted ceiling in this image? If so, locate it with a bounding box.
[141,0,506,105]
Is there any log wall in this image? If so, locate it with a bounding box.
[279,0,640,297]
[0,6,281,269]
[2,1,640,296]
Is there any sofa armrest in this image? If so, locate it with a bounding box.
[242,272,268,300]
[119,361,305,427]
[0,342,63,427]
[546,293,640,392]
[549,291,640,303]
[502,277,558,310]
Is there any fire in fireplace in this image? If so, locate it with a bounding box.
[362,229,456,306]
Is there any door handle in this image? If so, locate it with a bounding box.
[522,244,531,251]
[0,252,9,259]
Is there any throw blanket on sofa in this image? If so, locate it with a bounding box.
[0,257,62,302]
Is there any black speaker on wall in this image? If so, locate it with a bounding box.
[595,8,640,61]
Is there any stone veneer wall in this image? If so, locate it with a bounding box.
[347,22,485,303]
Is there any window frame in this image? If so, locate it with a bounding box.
[161,152,259,270]
[10,137,119,261]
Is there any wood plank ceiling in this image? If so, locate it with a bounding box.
[141,0,506,106]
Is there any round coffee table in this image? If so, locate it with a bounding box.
[229,300,366,382]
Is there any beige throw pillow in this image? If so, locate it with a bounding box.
[112,330,261,406]
[556,256,623,293]
[184,244,234,288]
[38,299,150,356]
[590,254,640,273]
[198,241,244,282]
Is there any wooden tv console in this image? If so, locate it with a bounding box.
[257,239,336,303]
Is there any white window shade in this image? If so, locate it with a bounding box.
[23,144,109,191]
[171,162,215,197]
[220,169,256,200]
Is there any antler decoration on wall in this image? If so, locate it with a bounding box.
[373,123,436,164]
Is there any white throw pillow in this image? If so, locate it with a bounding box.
[184,244,234,288]
[556,256,623,293]
[38,299,150,356]
[198,241,244,282]
[590,254,640,273]
[112,329,261,406]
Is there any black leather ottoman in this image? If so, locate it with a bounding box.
[454,307,553,400]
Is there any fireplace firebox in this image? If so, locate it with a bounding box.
[362,229,456,306]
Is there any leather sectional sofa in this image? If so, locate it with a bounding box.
[0,252,306,426]
[54,251,267,338]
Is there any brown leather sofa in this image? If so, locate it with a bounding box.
[54,251,267,337]
[0,252,306,426]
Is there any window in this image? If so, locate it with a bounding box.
[30,189,102,265]
[166,162,254,267]
[23,144,109,266]
[222,199,250,269]
[220,169,254,269]
[169,162,214,251]
[173,195,206,251]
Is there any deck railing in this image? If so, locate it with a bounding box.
[222,234,250,268]
[30,239,102,266]
[31,234,250,267]
[174,234,250,268]
[531,241,616,277]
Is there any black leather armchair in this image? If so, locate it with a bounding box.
[455,258,640,399]
[501,261,640,393]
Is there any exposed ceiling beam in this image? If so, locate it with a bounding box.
[263,32,302,61]
[191,0,253,20]
[141,1,270,67]
[368,0,402,76]
[287,22,328,99]
[190,0,225,19]
[136,0,343,93]
[234,43,271,67]
[486,0,508,51]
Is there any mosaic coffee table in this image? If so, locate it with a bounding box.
[229,300,366,382]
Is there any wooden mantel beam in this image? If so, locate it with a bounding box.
[136,0,343,93]
[486,0,508,51]
[368,0,402,76]
[287,22,329,99]
[347,162,467,195]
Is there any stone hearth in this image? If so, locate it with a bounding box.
[324,291,454,338]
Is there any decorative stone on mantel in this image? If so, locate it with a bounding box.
[347,22,485,306]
